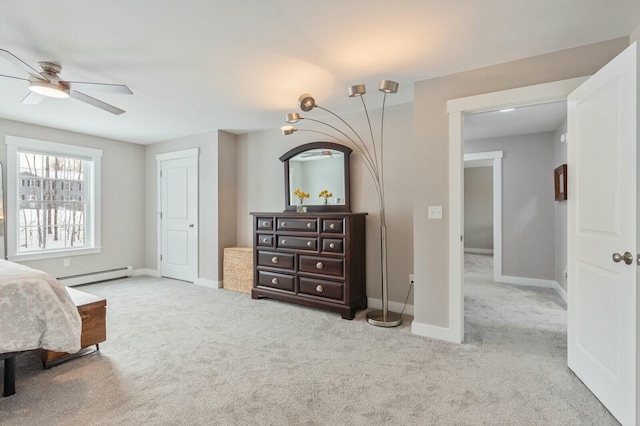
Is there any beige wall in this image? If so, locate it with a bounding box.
[412,37,629,328]
[217,130,238,282]
[631,24,640,44]
[144,130,238,284]
[0,118,146,278]
[237,102,414,309]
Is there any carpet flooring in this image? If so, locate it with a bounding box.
[0,255,617,425]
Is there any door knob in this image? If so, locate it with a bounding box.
[189,224,194,228]
[612,252,634,265]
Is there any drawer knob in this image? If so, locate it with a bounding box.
[329,243,335,249]
[316,285,324,293]
[316,261,324,270]
[307,241,313,247]
[271,256,279,264]
[307,222,313,228]
[262,221,268,226]
[282,222,286,227]
[329,223,335,229]
[272,278,279,285]
[262,238,269,243]
[281,239,286,245]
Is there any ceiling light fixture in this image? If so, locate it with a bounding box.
[28,80,69,98]
[283,79,402,327]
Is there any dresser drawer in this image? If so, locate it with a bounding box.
[299,277,344,301]
[257,271,294,291]
[321,238,343,254]
[278,236,317,251]
[257,235,274,247]
[277,218,318,232]
[322,219,344,233]
[257,217,273,230]
[257,251,295,270]
[299,255,344,277]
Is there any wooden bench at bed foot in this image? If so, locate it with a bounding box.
[37,287,107,368]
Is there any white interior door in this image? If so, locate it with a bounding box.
[567,42,637,425]
[160,154,198,282]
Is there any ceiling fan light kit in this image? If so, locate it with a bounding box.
[0,49,132,114]
[28,79,69,98]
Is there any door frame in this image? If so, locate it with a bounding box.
[156,148,199,280]
[446,77,588,343]
[464,151,503,281]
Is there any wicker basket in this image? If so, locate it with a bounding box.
[223,247,253,294]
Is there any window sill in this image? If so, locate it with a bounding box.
[8,247,102,262]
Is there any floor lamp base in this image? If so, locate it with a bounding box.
[366,310,402,327]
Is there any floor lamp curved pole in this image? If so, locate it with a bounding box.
[280,79,402,327]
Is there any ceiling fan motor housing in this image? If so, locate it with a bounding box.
[38,61,62,76]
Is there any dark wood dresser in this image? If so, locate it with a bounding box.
[250,212,367,319]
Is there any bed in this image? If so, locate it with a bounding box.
[0,259,82,396]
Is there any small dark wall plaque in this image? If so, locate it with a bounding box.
[554,164,567,201]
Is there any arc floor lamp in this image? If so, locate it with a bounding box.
[281,79,402,327]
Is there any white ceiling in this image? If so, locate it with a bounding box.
[464,101,567,141]
[0,1,638,145]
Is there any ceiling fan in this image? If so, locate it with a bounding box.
[0,48,132,115]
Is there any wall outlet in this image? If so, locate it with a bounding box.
[63,258,70,267]
[409,274,414,286]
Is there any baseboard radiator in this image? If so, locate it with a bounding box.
[57,266,133,286]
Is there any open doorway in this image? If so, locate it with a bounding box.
[462,102,568,344]
[445,77,587,343]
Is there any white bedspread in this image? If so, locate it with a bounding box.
[0,259,82,354]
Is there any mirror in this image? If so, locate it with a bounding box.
[280,142,352,212]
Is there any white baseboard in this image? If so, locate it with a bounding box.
[552,281,568,303]
[367,297,413,316]
[133,268,160,277]
[195,278,221,289]
[411,321,462,343]
[464,248,494,254]
[496,275,556,288]
[497,275,567,303]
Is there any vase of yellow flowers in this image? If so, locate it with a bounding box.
[319,189,333,205]
[293,189,309,213]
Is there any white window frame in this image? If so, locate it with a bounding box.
[5,135,102,261]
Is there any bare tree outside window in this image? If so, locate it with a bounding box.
[18,152,86,252]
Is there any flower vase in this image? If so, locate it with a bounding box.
[297,204,307,213]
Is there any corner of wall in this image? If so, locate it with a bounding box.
[630,25,640,45]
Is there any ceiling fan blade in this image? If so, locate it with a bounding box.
[0,73,29,82]
[63,81,132,94]
[0,49,49,81]
[21,91,45,104]
[69,90,125,115]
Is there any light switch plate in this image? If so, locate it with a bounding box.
[428,206,442,219]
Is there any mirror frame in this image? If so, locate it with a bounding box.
[280,142,352,213]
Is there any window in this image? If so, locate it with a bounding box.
[5,136,102,261]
